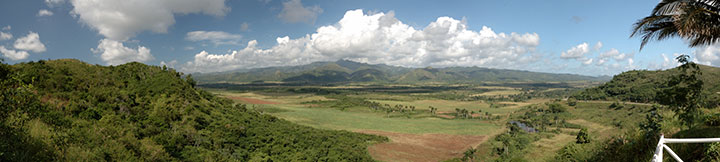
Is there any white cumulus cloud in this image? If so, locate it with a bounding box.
[2,26,10,31]
[0,32,11,41]
[37,9,54,17]
[186,31,242,46]
[92,39,153,65]
[695,44,720,66]
[599,48,634,61]
[0,46,29,60]
[561,42,589,59]
[182,9,541,73]
[277,0,323,24]
[13,32,46,53]
[45,0,65,7]
[70,0,230,65]
[70,0,229,41]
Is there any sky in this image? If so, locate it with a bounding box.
[1,0,719,76]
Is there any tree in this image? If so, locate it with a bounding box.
[462,147,477,162]
[640,105,664,139]
[186,74,196,88]
[632,0,720,50]
[576,128,591,144]
[548,103,567,113]
[657,55,704,128]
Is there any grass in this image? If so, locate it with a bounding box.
[210,90,504,135]
[471,90,522,97]
[368,99,540,115]
[208,88,650,161]
[267,104,501,135]
[524,133,576,161]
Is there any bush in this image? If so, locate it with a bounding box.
[567,98,577,106]
[548,103,567,113]
[705,113,720,126]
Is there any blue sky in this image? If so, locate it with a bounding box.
[1,0,717,76]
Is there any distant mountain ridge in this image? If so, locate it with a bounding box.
[195,60,610,84]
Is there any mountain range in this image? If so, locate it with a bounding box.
[194,60,610,84]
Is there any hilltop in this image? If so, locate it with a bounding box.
[194,60,609,84]
[574,64,720,106]
[0,59,385,161]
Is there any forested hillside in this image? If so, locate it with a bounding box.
[574,64,720,107]
[0,59,385,161]
[195,60,609,84]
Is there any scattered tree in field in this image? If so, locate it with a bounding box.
[567,98,577,106]
[462,147,477,162]
[548,103,567,113]
[576,128,590,144]
[429,106,437,115]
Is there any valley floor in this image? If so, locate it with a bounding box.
[204,83,653,161]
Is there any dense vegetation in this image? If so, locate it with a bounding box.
[195,60,609,84]
[0,59,386,161]
[574,64,720,107]
[561,58,720,161]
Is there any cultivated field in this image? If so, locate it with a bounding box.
[203,82,647,161]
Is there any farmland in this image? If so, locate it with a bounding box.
[199,82,653,161]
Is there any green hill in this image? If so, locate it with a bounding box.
[0,59,385,161]
[574,64,720,106]
[195,60,608,84]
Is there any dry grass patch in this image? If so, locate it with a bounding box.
[357,130,488,162]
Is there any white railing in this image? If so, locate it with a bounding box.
[652,134,720,162]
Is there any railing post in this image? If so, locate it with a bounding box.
[653,134,665,162]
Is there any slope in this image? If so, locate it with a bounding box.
[574,64,720,106]
[0,59,385,161]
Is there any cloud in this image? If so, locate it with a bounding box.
[186,30,242,46]
[240,22,250,31]
[1,26,9,31]
[599,48,634,61]
[37,9,54,17]
[91,39,153,65]
[70,0,230,41]
[593,41,602,50]
[160,60,178,69]
[13,32,46,53]
[70,0,230,65]
[0,46,29,60]
[581,58,593,65]
[0,32,11,41]
[695,44,720,66]
[45,0,65,7]
[182,9,541,73]
[277,0,323,24]
[659,53,682,69]
[560,42,589,59]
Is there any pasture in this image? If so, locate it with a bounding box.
[202,83,642,162]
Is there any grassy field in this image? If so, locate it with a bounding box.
[204,84,645,162]
[268,104,501,135]
[211,90,503,135]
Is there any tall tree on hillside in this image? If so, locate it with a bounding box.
[658,55,704,128]
[632,0,720,50]
[633,0,709,129]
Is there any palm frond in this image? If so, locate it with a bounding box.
[633,0,720,50]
